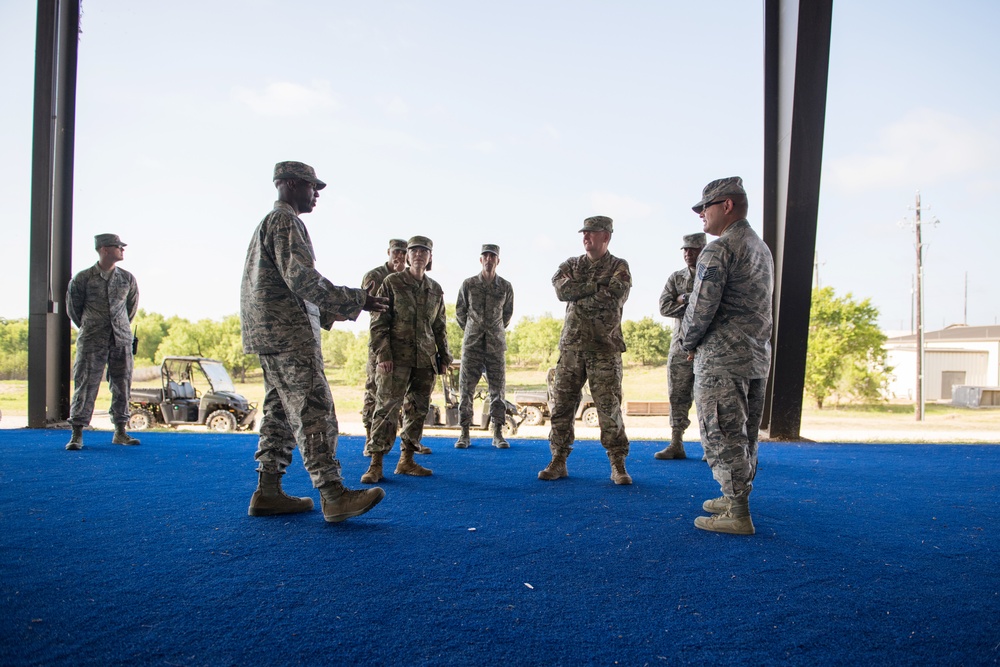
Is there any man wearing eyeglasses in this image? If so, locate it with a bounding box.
[679,177,773,535]
[65,233,140,450]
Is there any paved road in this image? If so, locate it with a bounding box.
[3,412,998,444]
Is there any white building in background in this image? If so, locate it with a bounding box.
[884,325,1000,401]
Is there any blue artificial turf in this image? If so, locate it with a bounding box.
[0,429,997,666]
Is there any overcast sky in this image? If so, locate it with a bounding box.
[1,1,997,334]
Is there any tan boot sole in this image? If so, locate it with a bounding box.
[323,488,386,523]
[694,514,755,535]
[395,465,433,476]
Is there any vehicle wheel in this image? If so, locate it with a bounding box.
[581,406,599,427]
[206,409,238,432]
[503,416,517,438]
[128,410,154,431]
[522,405,545,426]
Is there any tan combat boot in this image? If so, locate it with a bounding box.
[248,472,315,516]
[320,484,386,523]
[454,426,471,449]
[537,451,569,481]
[415,442,432,455]
[694,497,754,535]
[112,424,140,446]
[395,448,433,476]
[609,453,632,485]
[702,496,731,514]
[491,422,509,449]
[65,425,84,451]
[654,429,687,460]
[361,451,384,484]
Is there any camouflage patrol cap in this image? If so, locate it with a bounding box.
[407,235,433,251]
[681,233,707,249]
[579,216,613,234]
[388,238,407,251]
[692,176,745,212]
[273,161,327,190]
[95,233,126,249]
[481,244,500,256]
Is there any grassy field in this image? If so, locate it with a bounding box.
[3,365,999,440]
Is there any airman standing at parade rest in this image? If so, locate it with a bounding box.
[454,243,515,450]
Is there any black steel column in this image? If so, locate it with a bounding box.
[761,0,833,439]
[28,0,79,428]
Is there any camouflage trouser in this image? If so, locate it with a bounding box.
[69,340,133,427]
[667,349,695,432]
[255,348,343,489]
[548,350,629,457]
[694,375,766,501]
[459,341,506,428]
[361,354,378,430]
[369,365,436,454]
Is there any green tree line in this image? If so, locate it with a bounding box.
[0,288,890,409]
[0,309,673,381]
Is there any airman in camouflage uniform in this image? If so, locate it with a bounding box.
[454,244,515,450]
[365,236,452,483]
[539,216,633,485]
[241,161,388,524]
[680,177,774,535]
[360,238,408,453]
[654,232,707,461]
[65,233,140,450]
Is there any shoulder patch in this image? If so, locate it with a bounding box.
[697,265,718,281]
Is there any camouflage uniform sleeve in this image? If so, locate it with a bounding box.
[680,247,727,351]
[370,280,394,364]
[659,271,686,319]
[126,272,139,322]
[271,217,365,326]
[552,258,598,302]
[66,270,86,329]
[361,268,377,292]
[433,294,452,369]
[502,279,514,329]
[455,279,469,331]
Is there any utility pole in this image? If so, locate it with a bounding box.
[910,274,915,334]
[900,191,939,421]
[964,272,968,325]
[914,192,925,421]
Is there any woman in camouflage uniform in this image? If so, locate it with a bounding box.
[364,236,452,483]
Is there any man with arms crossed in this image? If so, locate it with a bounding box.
[655,232,706,460]
[539,216,633,485]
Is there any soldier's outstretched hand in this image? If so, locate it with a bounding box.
[364,293,389,312]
